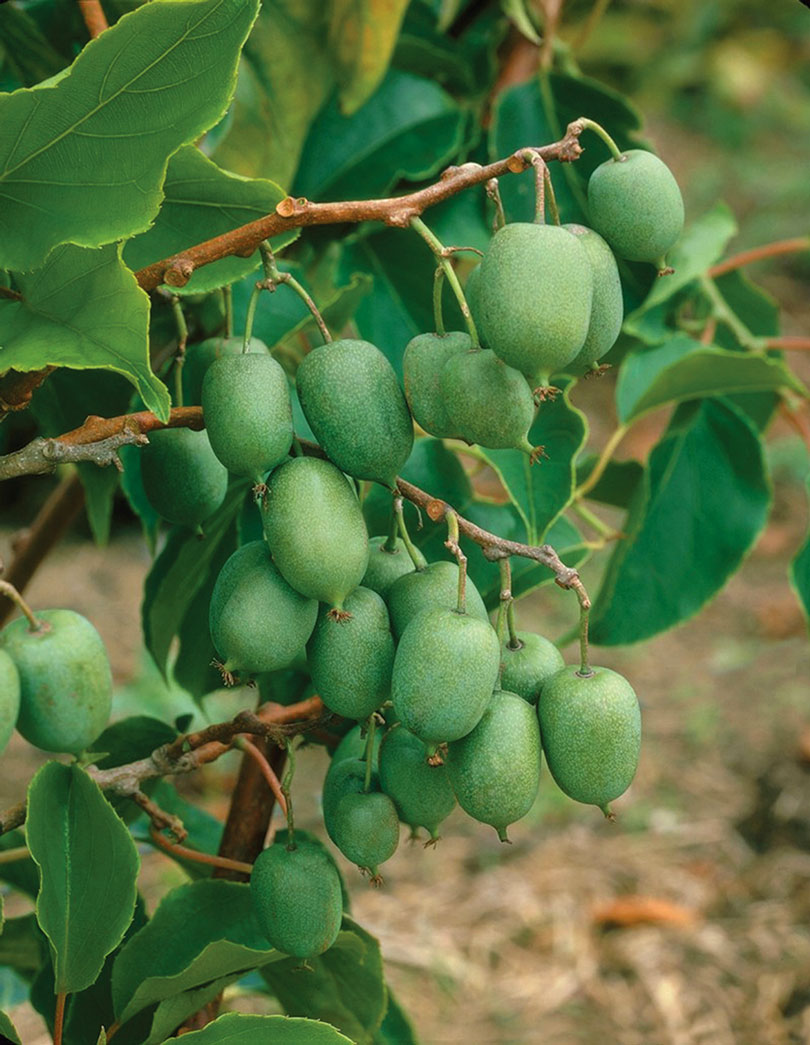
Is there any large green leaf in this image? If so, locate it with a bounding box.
[164,1012,354,1044]
[123,146,294,295]
[615,334,805,424]
[576,456,644,509]
[480,386,588,544]
[26,763,140,994]
[329,0,410,113]
[111,880,285,1029]
[374,986,419,1044]
[141,481,247,678]
[589,399,771,645]
[0,913,49,979]
[0,243,169,419]
[0,1009,21,1045]
[211,0,334,187]
[0,0,259,272]
[0,3,68,89]
[790,478,810,632]
[261,918,386,1044]
[294,69,467,203]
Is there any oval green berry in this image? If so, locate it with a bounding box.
[500,631,565,705]
[332,790,400,877]
[182,336,269,406]
[139,427,228,530]
[386,560,489,639]
[562,224,623,371]
[403,331,471,439]
[361,536,423,596]
[0,650,20,756]
[379,725,456,840]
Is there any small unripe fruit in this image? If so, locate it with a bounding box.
[297,339,413,489]
[139,427,228,530]
[202,353,293,483]
[379,725,456,840]
[251,839,343,958]
[330,724,381,769]
[562,224,623,371]
[587,150,684,266]
[392,607,500,751]
[500,631,565,705]
[0,650,21,756]
[446,689,541,841]
[182,336,269,406]
[307,587,394,719]
[441,349,538,457]
[1,610,112,755]
[538,665,641,814]
[362,536,423,596]
[403,331,471,439]
[386,560,488,639]
[322,756,377,844]
[209,541,318,678]
[473,223,593,385]
[261,457,369,610]
[332,790,400,877]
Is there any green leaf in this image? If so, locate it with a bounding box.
[589,399,771,645]
[576,457,644,509]
[631,202,738,314]
[261,918,386,1044]
[615,334,805,424]
[713,269,780,344]
[329,0,410,113]
[141,482,247,678]
[111,880,285,1029]
[26,763,140,994]
[374,987,419,1044]
[294,70,468,203]
[211,0,334,187]
[0,1009,21,1045]
[163,1012,354,1044]
[120,442,161,552]
[0,243,169,419]
[0,913,49,979]
[123,146,294,295]
[790,478,810,631]
[0,0,259,271]
[479,386,588,544]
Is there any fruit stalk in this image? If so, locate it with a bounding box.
[578,599,593,678]
[0,580,42,632]
[259,241,332,344]
[168,293,188,408]
[442,508,468,615]
[394,494,427,570]
[433,266,446,335]
[409,217,480,347]
[281,740,296,848]
[362,714,378,793]
[572,116,622,160]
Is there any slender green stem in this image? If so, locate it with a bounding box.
[243,282,262,352]
[577,601,592,677]
[575,424,629,500]
[699,275,760,350]
[281,739,296,849]
[395,495,427,569]
[574,116,622,160]
[486,178,506,231]
[259,241,332,344]
[521,151,546,224]
[0,580,42,631]
[444,510,467,615]
[410,217,480,347]
[362,714,377,793]
[543,167,560,227]
[0,845,28,864]
[570,501,615,539]
[433,266,446,336]
[383,496,400,552]
[170,296,188,408]
[223,284,233,338]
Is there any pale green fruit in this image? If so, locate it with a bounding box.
[500,631,565,705]
[0,650,20,756]
[386,560,488,639]
[403,331,471,438]
[562,224,623,371]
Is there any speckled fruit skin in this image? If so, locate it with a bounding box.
[538,665,641,811]
[182,336,269,406]
[297,339,413,489]
[474,223,593,384]
[251,839,343,958]
[0,650,20,756]
[403,331,471,438]
[386,560,489,639]
[139,427,228,530]
[322,757,379,844]
[587,150,684,264]
[562,224,623,371]
[332,790,400,875]
[202,352,293,482]
[330,724,381,770]
[441,348,536,455]
[1,610,112,755]
[391,607,500,750]
[379,725,456,839]
[261,457,369,609]
[446,689,541,841]
[307,587,394,719]
[361,536,424,596]
[209,541,318,676]
[501,631,565,705]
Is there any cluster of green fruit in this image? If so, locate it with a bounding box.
[0,608,112,757]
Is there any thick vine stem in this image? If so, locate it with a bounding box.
[0,696,325,836]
